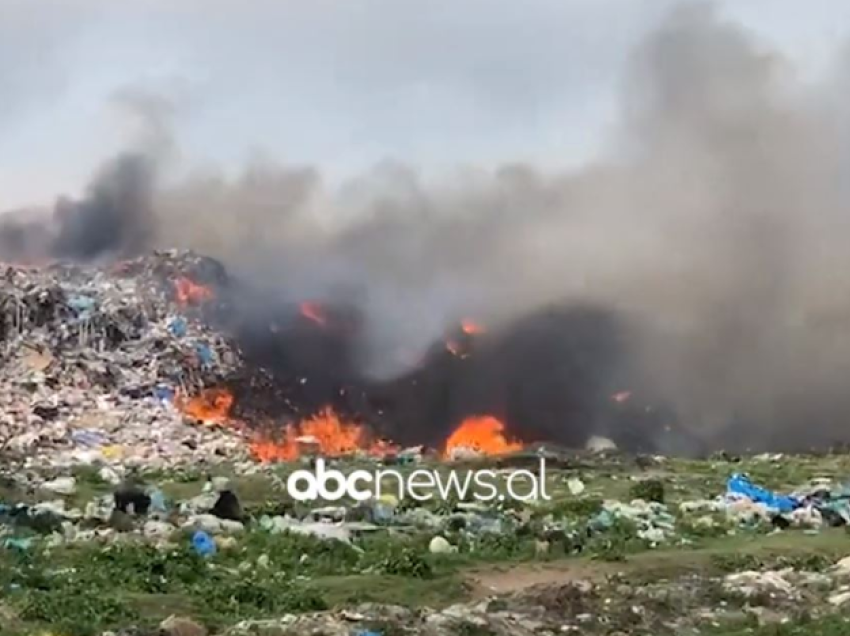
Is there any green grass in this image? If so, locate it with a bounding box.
[709,615,850,636]
[313,573,468,608]
[4,454,850,635]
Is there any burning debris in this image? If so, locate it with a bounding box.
[176,388,234,424]
[0,246,684,467]
[249,407,398,463]
[444,415,523,459]
[174,276,215,307]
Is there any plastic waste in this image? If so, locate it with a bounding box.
[567,478,586,495]
[195,343,214,367]
[70,429,107,447]
[98,466,122,486]
[588,509,615,532]
[68,295,96,319]
[168,317,188,337]
[4,537,33,551]
[371,494,397,524]
[726,474,797,513]
[154,385,176,405]
[428,536,455,554]
[101,445,125,460]
[191,530,217,557]
[41,476,77,496]
[148,488,168,514]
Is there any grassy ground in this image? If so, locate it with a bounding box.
[3,452,850,634]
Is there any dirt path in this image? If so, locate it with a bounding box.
[462,530,850,598]
[464,561,619,597]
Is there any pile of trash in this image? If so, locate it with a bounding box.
[722,473,850,529]
[588,499,677,544]
[0,250,248,469]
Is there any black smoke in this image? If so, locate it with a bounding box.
[51,152,156,261]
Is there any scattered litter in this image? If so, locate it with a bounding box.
[41,477,76,496]
[191,530,217,557]
[429,536,456,554]
[585,436,617,453]
[567,478,585,496]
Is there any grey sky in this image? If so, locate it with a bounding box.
[1,0,849,208]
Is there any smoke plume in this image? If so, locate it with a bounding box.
[52,153,156,261]
[4,3,850,452]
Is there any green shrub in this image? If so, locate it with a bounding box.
[629,479,665,504]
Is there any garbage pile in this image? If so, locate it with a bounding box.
[723,473,850,529]
[0,250,249,469]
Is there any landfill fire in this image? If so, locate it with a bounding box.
[249,407,400,463]
[0,244,676,459]
[177,386,524,463]
[174,276,215,307]
[10,5,850,457]
[160,273,539,461]
[444,415,522,458]
[176,388,234,424]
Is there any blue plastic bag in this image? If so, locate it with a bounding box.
[169,317,188,337]
[727,473,797,513]
[191,530,217,557]
[195,343,214,367]
[154,385,175,405]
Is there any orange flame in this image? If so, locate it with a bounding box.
[444,415,522,457]
[300,302,329,327]
[175,276,215,307]
[461,320,486,335]
[174,384,397,463]
[177,388,234,423]
[250,407,398,463]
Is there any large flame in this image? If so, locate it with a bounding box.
[444,415,522,457]
[174,276,215,307]
[177,388,234,423]
[250,407,397,463]
[174,384,397,462]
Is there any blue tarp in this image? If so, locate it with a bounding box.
[727,473,798,513]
